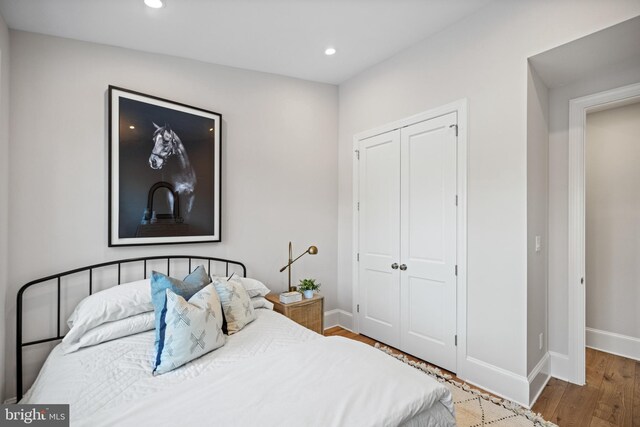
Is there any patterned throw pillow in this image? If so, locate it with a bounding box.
[154,284,225,375]
[214,279,256,334]
[150,266,212,369]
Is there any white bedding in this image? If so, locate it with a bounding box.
[22,309,455,426]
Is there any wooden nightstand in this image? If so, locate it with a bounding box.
[265,293,324,334]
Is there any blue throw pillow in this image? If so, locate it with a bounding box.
[150,265,211,369]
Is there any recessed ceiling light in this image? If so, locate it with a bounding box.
[144,0,164,9]
[129,125,135,129]
[325,47,336,56]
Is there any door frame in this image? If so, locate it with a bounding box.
[567,82,640,385]
[351,99,468,372]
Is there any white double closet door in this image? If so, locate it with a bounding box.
[357,112,458,372]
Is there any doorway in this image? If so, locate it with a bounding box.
[568,82,640,385]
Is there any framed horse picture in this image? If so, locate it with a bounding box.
[108,86,221,246]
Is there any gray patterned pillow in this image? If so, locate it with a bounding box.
[214,279,256,334]
[154,284,225,375]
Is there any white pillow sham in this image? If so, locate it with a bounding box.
[62,311,154,354]
[214,276,270,298]
[63,278,153,349]
[251,296,274,310]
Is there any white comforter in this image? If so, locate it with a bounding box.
[23,309,454,426]
[77,336,454,427]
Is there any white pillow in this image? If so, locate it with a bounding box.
[251,296,274,310]
[63,278,153,348]
[62,311,154,354]
[214,276,270,298]
[214,279,256,334]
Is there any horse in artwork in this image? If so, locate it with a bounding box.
[148,123,197,217]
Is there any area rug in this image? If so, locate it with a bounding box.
[375,344,557,427]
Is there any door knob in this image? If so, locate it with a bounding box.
[391,263,399,270]
[399,264,407,271]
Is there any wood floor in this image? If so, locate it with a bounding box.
[325,327,640,427]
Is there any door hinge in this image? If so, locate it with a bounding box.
[357,304,360,313]
[449,124,458,137]
[357,253,360,262]
[455,195,458,206]
[357,202,360,211]
[455,265,458,276]
[455,335,458,346]
[355,149,360,160]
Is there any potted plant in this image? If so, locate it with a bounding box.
[298,278,321,299]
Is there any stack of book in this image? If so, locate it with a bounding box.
[279,291,302,304]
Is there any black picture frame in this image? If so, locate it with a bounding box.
[108,86,221,246]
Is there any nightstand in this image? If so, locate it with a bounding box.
[265,293,324,334]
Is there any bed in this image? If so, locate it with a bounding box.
[17,256,455,426]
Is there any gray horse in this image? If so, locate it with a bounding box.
[148,123,196,216]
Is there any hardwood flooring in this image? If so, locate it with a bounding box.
[325,327,640,426]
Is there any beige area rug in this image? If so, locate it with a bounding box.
[375,344,557,427]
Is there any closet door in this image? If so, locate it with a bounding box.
[400,112,457,372]
[358,130,401,347]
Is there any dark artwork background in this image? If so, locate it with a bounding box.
[118,97,216,238]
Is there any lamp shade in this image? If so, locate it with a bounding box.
[308,246,318,255]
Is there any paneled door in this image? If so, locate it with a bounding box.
[400,112,457,372]
[356,112,458,372]
[357,130,401,348]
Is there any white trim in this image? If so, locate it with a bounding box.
[567,82,640,385]
[3,397,17,404]
[324,310,340,329]
[586,328,640,362]
[463,356,530,408]
[527,353,551,408]
[323,309,354,332]
[338,310,354,331]
[549,351,570,382]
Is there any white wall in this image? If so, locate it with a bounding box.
[585,102,640,350]
[5,31,338,398]
[0,11,10,403]
[338,0,640,404]
[526,64,549,375]
[548,58,640,357]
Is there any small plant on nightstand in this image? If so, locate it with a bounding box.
[298,279,321,299]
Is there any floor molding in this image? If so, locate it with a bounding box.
[324,309,354,332]
[527,353,550,408]
[461,356,529,408]
[549,351,570,382]
[586,327,640,362]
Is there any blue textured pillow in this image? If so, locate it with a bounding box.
[150,266,211,369]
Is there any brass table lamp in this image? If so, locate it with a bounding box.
[279,242,318,292]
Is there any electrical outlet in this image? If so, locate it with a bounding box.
[539,333,544,350]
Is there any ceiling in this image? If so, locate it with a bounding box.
[0,0,492,84]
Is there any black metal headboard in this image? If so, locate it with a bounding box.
[16,255,246,400]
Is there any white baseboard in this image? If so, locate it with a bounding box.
[527,353,550,407]
[459,356,530,408]
[549,351,570,382]
[323,309,354,332]
[586,327,640,361]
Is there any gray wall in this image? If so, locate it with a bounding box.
[337,0,640,403]
[5,31,338,397]
[526,64,549,374]
[0,10,10,403]
[585,102,640,339]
